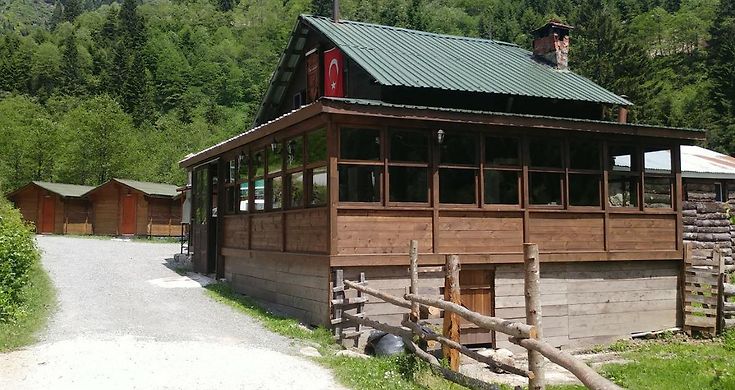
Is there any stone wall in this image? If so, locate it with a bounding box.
[683,182,733,265]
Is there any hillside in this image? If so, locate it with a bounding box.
[0,0,732,192]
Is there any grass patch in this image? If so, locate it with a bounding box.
[0,260,55,351]
[205,282,467,390]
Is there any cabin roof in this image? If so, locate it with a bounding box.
[256,15,632,124]
[7,181,95,199]
[677,146,735,179]
[83,178,180,198]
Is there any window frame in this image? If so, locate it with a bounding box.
[566,138,603,209]
[642,146,674,210]
[526,137,565,209]
[482,135,522,208]
[337,125,385,205]
[305,128,328,208]
[387,129,431,206]
[607,143,642,210]
[437,131,480,207]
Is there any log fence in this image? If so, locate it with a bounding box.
[331,241,622,390]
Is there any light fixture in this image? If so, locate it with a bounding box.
[437,129,445,145]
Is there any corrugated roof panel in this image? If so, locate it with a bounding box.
[114,179,180,198]
[33,181,94,198]
[303,15,631,105]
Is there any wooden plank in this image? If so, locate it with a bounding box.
[685,315,717,328]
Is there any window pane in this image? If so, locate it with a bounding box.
[239,182,249,212]
[569,140,600,170]
[439,168,476,204]
[269,176,283,209]
[340,128,380,160]
[644,177,671,208]
[440,133,477,165]
[608,175,638,207]
[307,128,327,163]
[338,165,382,202]
[253,150,265,177]
[228,160,237,183]
[290,172,304,208]
[484,170,519,204]
[239,153,249,181]
[529,139,562,168]
[485,137,520,166]
[287,137,304,169]
[225,186,236,213]
[254,178,265,211]
[389,166,428,202]
[268,144,282,174]
[529,172,562,205]
[390,131,428,163]
[311,167,328,206]
[609,145,639,172]
[644,148,671,174]
[569,174,600,206]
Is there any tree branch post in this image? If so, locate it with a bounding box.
[443,254,461,371]
[524,243,545,390]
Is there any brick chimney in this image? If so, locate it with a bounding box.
[532,21,573,70]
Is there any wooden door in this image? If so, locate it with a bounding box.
[121,194,136,235]
[459,269,495,346]
[40,196,55,233]
[191,166,210,274]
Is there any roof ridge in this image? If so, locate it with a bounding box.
[301,14,519,47]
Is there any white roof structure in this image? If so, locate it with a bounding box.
[680,146,735,180]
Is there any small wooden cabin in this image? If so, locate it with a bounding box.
[180,16,705,349]
[84,178,182,237]
[7,181,94,234]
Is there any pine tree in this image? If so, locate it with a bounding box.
[218,0,235,12]
[49,1,64,30]
[310,0,332,18]
[707,0,735,152]
[63,0,82,22]
[60,32,85,95]
[406,0,426,31]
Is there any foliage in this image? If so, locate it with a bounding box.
[0,196,42,323]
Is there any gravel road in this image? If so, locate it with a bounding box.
[0,235,343,390]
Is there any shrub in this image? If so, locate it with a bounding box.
[0,197,40,322]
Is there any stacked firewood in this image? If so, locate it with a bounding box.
[682,184,734,268]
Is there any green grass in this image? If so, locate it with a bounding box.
[0,260,56,352]
[205,282,468,390]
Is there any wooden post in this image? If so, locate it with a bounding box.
[333,269,344,339]
[523,243,545,390]
[355,271,365,347]
[409,240,419,322]
[443,254,461,372]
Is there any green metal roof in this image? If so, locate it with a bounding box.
[32,181,94,198]
[113,179,180,198]
[302,15,631,106]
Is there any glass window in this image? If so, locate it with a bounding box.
[267,144,282,174]
[608,176,638,207]
[254,178,265,211]
[609,145,639,172]
[439,169,476,204]
[529,172,562,205]
[569,140,600,170]
[253,150,265,177]
[227,160,237,183]
[239,182,249,212]
[310,167,328,206]
[269,176,283,209]
[644,148,671,174]
[339,165,381,202]
[239,153,249,181]
[389,167,428,203]
[340,128,380,160]
[644,177,672,208]
[390,131,429,163]
[529,139,562,168]
[290,172,304,208]
[569,174,600,206]
[287,137,304,169]
[484,170,519,204]
[485,137,520,166]
[307,128,327,164]
[440,133,477,165]
[225,186,236,212]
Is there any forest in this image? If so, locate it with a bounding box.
[0,0,733,191]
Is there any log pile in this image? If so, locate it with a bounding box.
[682,193,733,267]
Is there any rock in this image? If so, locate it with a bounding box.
[299,346,322,358]
[476,348,515,372]
[336,350,370,359]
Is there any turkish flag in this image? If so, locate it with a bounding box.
[324,47,344,97]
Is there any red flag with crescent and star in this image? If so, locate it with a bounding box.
[324,47,344,97]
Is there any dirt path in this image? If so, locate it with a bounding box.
[0,236,343,390]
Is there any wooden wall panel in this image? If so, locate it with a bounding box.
[223,215,249,249]
[609,214,677,250]
[494,260,679,351]
[528,213,604,252]
[336,210,433,255]
[63,199,91,235]
[148,198,181,237]
[437,211,523,253]
[225,251,329,326]
[286,208,328,253]
[54,196,65,234]
[12,188,39,231]
[135,193,148,235]
[91,185,119,235]
[251,213,283,250]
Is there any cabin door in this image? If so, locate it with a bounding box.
[459,269,495,346]
[40,196,55,234]
[191,163,218,275]
[121,194,137,235]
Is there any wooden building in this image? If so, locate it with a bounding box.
[84,178,182,237]
[180,16,705,349]
[7,181,94,235]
